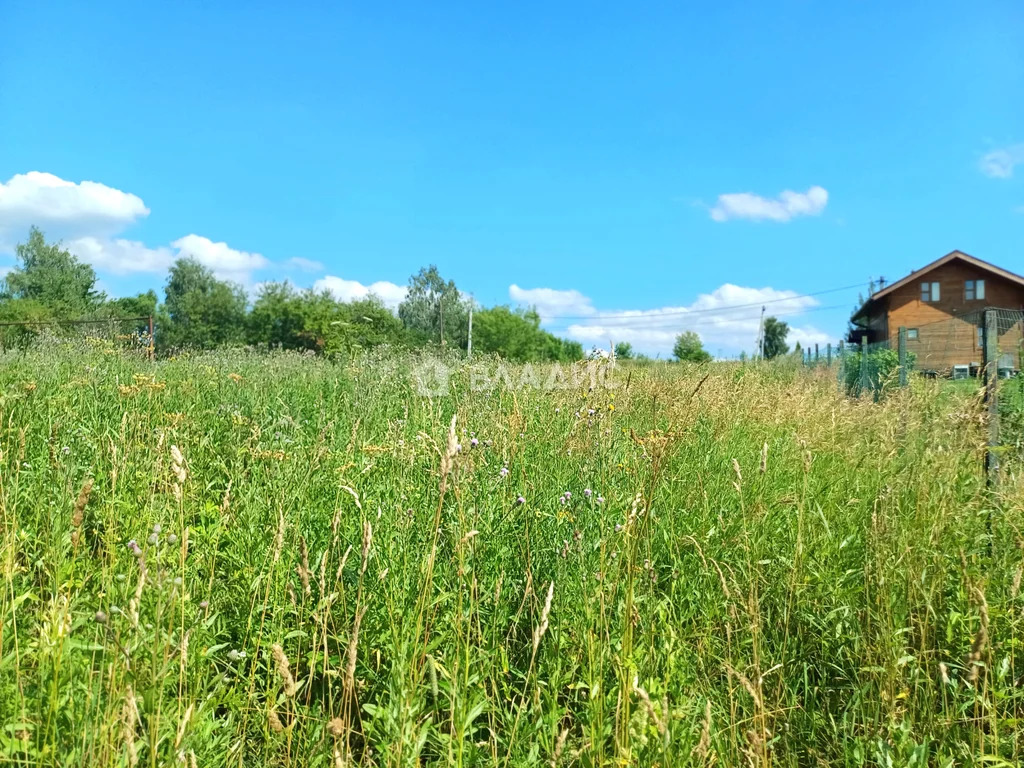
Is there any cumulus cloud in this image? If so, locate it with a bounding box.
[313,275,407,309]
[508,284,596,319]
[709,185,828,223]
[64,233,269,286]
[979,144,1024,179]
[287,256,325,272]
[0,172,149,245]
[525,283,836,356]
[0,171,323,288]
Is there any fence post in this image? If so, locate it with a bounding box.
[148,315,155,361]
[859,335,869,396]
[898,327,908,387]
[983,309,1000,486]
[827,343,832,367]
[814,343,819,365]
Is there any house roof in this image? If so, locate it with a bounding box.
[850,250,1024,324]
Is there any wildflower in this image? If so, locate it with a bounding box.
[173,577,183,587]
[615,523,623,533]
[564,491,571,500]
[596,496,604,504]
[500,466,509,478]
[584,488,592,498]
[95,611,108,624]
[148,533,159,546]
[588,409,595,416]
[152,524,162,534]
[608,404,614,411]
[167,533,178,545]
[22,462,31,470]
[199,600,209,610]
[470,438,479,448]
[61,446,70,455]
[227,649,246,662]
[516,496,525,505]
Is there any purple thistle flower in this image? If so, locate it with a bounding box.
[564,491,571,500]
[516,495,525,505]
[500,466,509,477]
[596,496,605,505]
[470,438,479,448]
[584,488,592,498]
[559,496,566,505]
[588,408,595,416]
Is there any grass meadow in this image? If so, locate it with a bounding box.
[2,343,1023,767]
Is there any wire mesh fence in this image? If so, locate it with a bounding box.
[831,308,1024,476]
[0,316,154,357]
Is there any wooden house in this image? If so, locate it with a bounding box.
[849,251,1024,374]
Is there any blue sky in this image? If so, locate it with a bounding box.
[1,0,1021,356]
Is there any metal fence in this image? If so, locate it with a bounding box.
[827,308,1024,483]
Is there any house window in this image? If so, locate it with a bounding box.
[921,281,941,302]
[965,279,985,301]
[907,328,918,340]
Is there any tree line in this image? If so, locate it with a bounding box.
[0,228,789,362]
[0,228,585,361]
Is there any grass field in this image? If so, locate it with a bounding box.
[2,343,1023,767]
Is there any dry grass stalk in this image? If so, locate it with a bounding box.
[632,677,666,736]
[297,536,312,596]
[360,520,372,575]
[336,544,353,582]
[272,509,286,564]
[174,703,194,749]
[693,699,712,761]
[121,685,140,768]
[759,442,768,475]
[345,605,368,693]
[439,413,458,490]
[71,477,94,548]
[550,726,569,767]
[966,586,990,684]
[268,706,285,734]
[272,643,297,697]
[532,580,555,653]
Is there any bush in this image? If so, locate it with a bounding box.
[843,347,916,397]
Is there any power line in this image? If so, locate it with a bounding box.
[548,302,850,329]
[533,281,863,322]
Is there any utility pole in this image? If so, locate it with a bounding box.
[755,305,766,359]
[439,295,444,347]
[467,296,474,359]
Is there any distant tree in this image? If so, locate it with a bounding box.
[673,331,712,363]
[614,342,634,360]
[158,258,246,350]
[472,306,581,362]
[739,351,748,363]
[762,316,790,359]
[0,227,103,316]
[398,266,468,348]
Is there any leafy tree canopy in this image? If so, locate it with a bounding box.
[158,258,246,350]
[763,316,790,359]
[398,265,468,348]
[1,227,103,316]
[672,331,712,363]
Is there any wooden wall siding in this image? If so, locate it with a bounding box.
[878,261,1024,372]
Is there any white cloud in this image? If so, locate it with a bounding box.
[509,284,595,319]
[527,283,837,357]
[67,236,173,275]
[979,144,1024,179]
[0,172,149,245]
[171,234,268,285]
[709,186,828,223]
[287,256,325,272]
[313,275,407,309]
[65,233,269,286]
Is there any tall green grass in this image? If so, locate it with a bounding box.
[1,342,1022,767]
